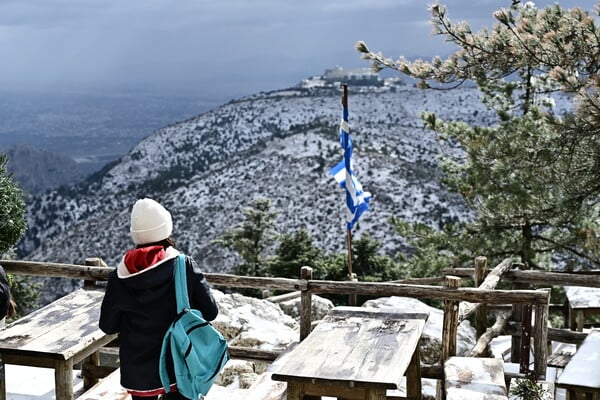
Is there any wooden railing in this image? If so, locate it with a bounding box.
[3,256,597,380]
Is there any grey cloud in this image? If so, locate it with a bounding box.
[0,0,597,98]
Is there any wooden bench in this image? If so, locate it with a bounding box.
[556,329,600,399]
[77,368,129,400]
[444,356,508,400]
[0,288,117,400]
[547,349,574,368]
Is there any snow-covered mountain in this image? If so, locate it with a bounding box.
[19,77,495,272]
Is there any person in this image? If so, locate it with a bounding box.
[0,265,15,326]
[99,198,219,400]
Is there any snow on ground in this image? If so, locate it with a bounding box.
[5,365,83,399]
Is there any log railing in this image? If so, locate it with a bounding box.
[443,266,600,288]
[0,256,554,379]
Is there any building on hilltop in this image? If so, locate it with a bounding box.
[323,67,384,87]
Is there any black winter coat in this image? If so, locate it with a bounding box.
[0,266,11,319]
[99,249,219,392]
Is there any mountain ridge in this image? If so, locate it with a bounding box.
[19,79,492,275]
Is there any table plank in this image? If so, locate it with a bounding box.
[565,286,600,309]
[0,288,109,360]
[557,329,600,391]
[272,307,428,390]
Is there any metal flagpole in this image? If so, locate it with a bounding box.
[342,84,353,278]
[342,84,357,306]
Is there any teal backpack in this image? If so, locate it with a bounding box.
[159,255,229,399]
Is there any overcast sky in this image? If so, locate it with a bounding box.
[0,0,597,101]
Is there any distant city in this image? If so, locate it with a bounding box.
[0,89,222,174]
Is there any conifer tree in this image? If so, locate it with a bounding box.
[357,2,600,270]
[0,154,37,318]
[214,198,277,277]
[0,154,26,256]
[352,233,404,281]
[269,229,323,278]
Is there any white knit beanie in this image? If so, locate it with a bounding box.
[130,198,173,245]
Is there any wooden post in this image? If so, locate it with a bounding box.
[439,276,461,400]
[442,276,461,361]
[533,289,550,379]
[511,263,527,364]
[84,257,104,288]
[520,304,532,375]
[347,272,358,307]
[566,260,574,329]
[300,266,313,341]
[473,256,488,339]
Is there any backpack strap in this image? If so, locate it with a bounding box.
[174,254,191,313]
[173,254,206,319]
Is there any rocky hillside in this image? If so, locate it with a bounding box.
[19,78,496,273]
[5,145,86,196]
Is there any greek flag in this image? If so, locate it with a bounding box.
[330,104,371,231]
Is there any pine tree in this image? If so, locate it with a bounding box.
[214,198,277,277]
[0,154,36,318]
[357,2,600,270]
[269,229,323,279]
[352,233,403,282]
[0,154,26,255]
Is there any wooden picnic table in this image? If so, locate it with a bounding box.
[271,306,429,400]
[556,329,600,399]
[565,286,600,332]
[0,288,117,400]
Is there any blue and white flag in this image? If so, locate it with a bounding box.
[330,103,371,231]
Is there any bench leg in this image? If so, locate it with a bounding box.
[83,350,100,389]
[406,348,422,400]
[364,389,386,400]
[0,356,6,400]
[286,382,323,400]
[55,359,74,400]
[576,311,584,333]
[568,306,576,331]
[287,382,301,400]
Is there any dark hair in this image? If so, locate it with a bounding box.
[136,237,176,249]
